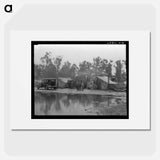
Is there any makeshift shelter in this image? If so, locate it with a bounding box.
[95,76,117,90]
[58,77,72,88]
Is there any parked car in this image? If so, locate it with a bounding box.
[36,78,57,90]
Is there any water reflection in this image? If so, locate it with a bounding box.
[35,92,127,115]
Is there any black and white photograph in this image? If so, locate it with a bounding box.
[32,41,128,119]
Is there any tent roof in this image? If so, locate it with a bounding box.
[58,77,72,83]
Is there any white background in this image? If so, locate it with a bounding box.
[10,31,150,130]
[0,0,160,160]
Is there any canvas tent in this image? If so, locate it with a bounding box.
[58,77,72,88]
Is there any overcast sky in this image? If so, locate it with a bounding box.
[34,44,126,65]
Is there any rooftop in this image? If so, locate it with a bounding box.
[97,76,117,84]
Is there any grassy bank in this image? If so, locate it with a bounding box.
[35,88,126,98]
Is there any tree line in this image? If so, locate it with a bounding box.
[34,52,126,83]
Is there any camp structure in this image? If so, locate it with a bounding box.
[95,76,117,90]
[58,77,72,88]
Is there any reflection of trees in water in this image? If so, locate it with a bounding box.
[65,94,93,107]
[74,95,90,107]
[43,93,54,114]
[61,94,114,108]
[91,95,112,108]
[35,93,46,114]
[61,94,71,107]
[36,93,94,110]
[54,94,61,111]
[91,96,125,108]
[35,92,125,115]
[35,93,61,114]
[44,95,53,114]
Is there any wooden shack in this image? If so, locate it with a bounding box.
[95,76,117,90]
